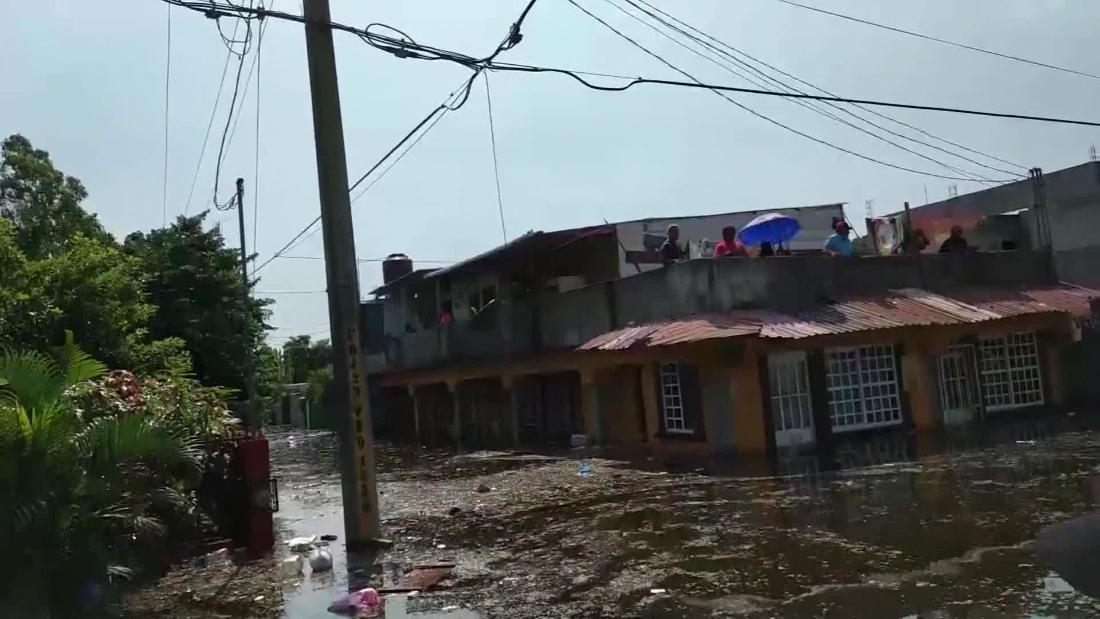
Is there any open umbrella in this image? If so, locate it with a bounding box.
[736,213,801,246]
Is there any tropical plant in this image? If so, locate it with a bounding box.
[0,335,203,616]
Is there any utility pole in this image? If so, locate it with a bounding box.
[236,177,258,431]
[302,0,381,544]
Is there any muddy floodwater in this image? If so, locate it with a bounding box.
[132,413,1100,618]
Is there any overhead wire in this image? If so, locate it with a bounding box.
[184,20,241,215]
[625,0,1027,179]
[565,0,1017,182]
[162,2,172,225]
[602,0,1006,184]
[212,4,255,211]
[484,73,509,242]
[771,0,1100,81]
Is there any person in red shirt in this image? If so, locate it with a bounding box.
[714,225,749,257]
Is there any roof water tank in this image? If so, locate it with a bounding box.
[382,253,413,284]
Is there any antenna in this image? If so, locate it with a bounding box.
[948,184,959,198]
[865,199,874,220]
[1090,145,1097,162]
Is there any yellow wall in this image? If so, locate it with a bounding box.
[731,350,769,454]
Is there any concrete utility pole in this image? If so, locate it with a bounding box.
[236,177,258,430]
[302,0,381,544]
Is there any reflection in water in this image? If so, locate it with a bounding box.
[268,413,1100,618]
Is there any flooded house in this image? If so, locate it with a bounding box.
[363,204,1099,458]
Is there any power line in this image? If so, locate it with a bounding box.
[254,74,481,275]
[212,15,253,210]
[484,73,509,242]
[162,1,172,225]
[602,0,1006,184]
[277,255,458,263]
[184,18,241,215]
[486,60,1100,129]
[771,0,1100,81]
[252,0,270,253]
[627,0,1027,178]
[565,0,1019,182]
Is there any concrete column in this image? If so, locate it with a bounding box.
[901,343,938,430]
[502,376,521,449]
[579,369,605,445]
[447,380,462,451]
[731,354,768,454]
[1044,340,1067,406]
[407,385,422,445]
[639,364,660,443]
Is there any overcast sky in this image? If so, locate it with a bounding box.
[3,0,1099,343]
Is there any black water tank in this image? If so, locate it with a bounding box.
[382,253,413,284]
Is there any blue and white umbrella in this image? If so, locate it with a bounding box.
[736,212,801,246]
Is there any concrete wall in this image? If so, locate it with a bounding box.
[1055,246,1100,288]
[614,204,845,275]
[378,251,1057,372]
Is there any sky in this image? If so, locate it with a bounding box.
[3,0,1099,344]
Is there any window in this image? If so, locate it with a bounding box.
[826,344,902,432]
[769,353,813,434]
[979,332,1044,411]
[659,362,690,433]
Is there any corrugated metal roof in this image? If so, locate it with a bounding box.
[578,284,1097,351]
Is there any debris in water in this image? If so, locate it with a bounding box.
[477,483,491,493]
[448,507,462,516]
[320,534,338,542]
[379,563,456,594]
[327,587,382,616]
[650,588,667,595]
[437,543,447,549]
[309,549,333,572]
[287,535,318,552]
[577,462,593,477]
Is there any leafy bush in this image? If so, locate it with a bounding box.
[0,335,236,616]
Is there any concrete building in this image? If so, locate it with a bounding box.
[890,161,1100,286]
[364,207,1099,459]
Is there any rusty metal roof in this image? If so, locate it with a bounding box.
[578,284,1096,350]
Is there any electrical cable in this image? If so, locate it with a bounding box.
[484,60,1100,129]
[626,0,1027,178]
[771,0,1100,81]
[277,255,457,263]
[483,73,509,242]
[252,0,269,251]
[184,18,241,215]
[565,0,1016,182]
[212,5,254,211]
[162,1,172,225]
[602,0,1006,184]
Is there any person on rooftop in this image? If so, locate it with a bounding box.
[939,225,971,254]
[659,224,684,265]
[824,220,854,257]
[714,225,749,258]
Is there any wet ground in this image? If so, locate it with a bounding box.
[129,412,1100,618]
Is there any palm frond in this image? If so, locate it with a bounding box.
[0,346,63,413]
[59,330,107,386]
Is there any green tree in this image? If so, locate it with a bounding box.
[0,219,54,351]
[125,213,270,394]
[283,335,332,383]
[33,235,154,369]
[254,344,283,414]
[0,134,111,259]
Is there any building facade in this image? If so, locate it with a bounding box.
[364,214,1098,458]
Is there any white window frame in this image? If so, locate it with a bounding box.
[826,344,903,432]
[659,362,692,434]
[979,331,1044,411]
[768,351,815,447]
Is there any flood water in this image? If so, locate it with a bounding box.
[269,413,1100,618]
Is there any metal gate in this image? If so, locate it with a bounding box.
[937,344,980,425]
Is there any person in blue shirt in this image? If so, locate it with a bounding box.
[824,220,854,257]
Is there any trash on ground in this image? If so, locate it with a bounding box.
[287,535,318,552]
[379,563,456,594]
[649,588,667,595]
[476,483,491,493]
[320,534,338,542]
[448,507,462,516]
[327,587,383,616]
[309,548,333,572]
[577,462,593,477]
